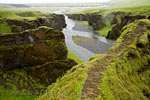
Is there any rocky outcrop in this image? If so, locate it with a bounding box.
[107,24,121,40]
[4,13,66,33]
[107,15,146,40]
[88,14,106,30]
[38,14,66,31]
[6,19,41,32]
[0,26,77,94]
[67,14,88,21]
[68,13,106,30]
[104,11,126,25]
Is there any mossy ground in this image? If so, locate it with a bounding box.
[67,50,83,64]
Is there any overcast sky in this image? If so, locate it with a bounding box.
[0,0,111,4]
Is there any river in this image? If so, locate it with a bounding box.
[54,10,114,62]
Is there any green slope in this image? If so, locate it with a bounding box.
[38,19,150,100]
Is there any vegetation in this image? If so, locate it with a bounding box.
[67,50,83,64]
[0,86,38,100]
[97,22,113,37]
[38,19,150,100]
[0,22,11,34]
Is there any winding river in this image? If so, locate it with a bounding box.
[54,10,114,62]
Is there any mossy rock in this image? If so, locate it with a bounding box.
[27,59,77,86]
[0,69,46,95]
[0,26,67,70]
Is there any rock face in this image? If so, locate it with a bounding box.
[68,13,106,30]
[38,14,67,31]
[67,14,88,21]
[107,24,121,40]
[104,11,126,25]
[88,14,106,30]
[107,15,146,40]
[0,26,77,94]
[4,13,66,33]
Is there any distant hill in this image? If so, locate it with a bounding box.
[10,4,30,8]
[108,0,150,7]
[0,3,30,10]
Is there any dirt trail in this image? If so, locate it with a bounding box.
[81,24,145,100]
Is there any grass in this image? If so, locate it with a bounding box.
[67,50,83,64]
[0,10,23,20]
[0,86,38,100]
[0,22,11,34]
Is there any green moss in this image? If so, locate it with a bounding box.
[0,86,38,100]
[15,11,41,17]
[0,22,11,34]
[67,50,83,64]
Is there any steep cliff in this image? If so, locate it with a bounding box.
[0,11,66,34]
[38,19,150,100]
[0,26,77,95]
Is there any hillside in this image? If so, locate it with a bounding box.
[38,19,150,100]
[108,0,150,7]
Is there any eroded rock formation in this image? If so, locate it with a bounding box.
[107,15,146,40]
[0,26,77,94]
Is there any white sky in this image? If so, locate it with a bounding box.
[0,0,111,4]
